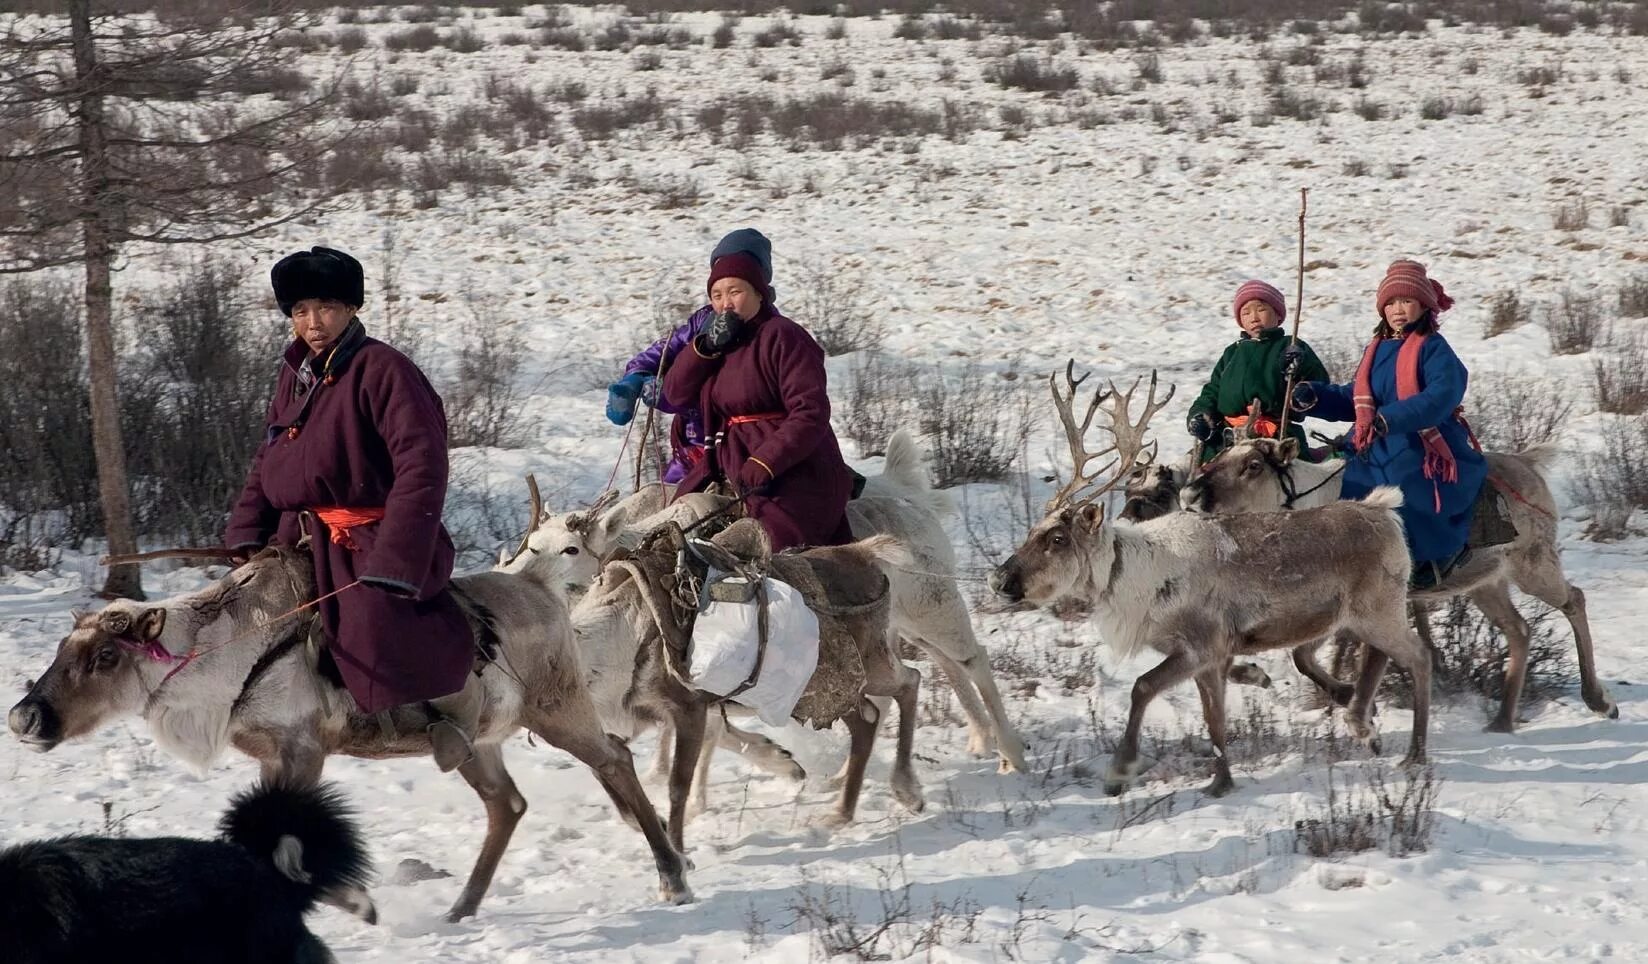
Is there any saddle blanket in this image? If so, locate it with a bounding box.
[689,573,820,726]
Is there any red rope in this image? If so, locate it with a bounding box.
[156,578,363,685]
[603,415,635,500]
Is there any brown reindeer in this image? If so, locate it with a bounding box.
[989,368,1432,796]
[572,519,924,849]
[7,547,690,921]
[1181,435,1617,731]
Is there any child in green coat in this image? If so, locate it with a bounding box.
[1186,279,1330,464]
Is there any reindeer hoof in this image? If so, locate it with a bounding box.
[892,778,925,814]
[966,731,995,757]
[1399,752,1426,770]
[810,811,853,833]
[1607,702,1621,720]
[1483,717,1516,735]
[1203,772,1235,798]
[1585,689,1620,718]
[1103,755,1153,796]
[997,754,1026,775]
[660,882,696,906]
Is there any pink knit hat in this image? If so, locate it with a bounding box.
[1376,259,1454,314]
[1232,280,1286,326]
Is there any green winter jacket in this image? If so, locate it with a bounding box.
[1189,326,1330,463]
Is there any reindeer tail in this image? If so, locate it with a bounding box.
[855,534,919,571]
[219,781,374,919]
[875,430,957,519]
[1360,486,1406,510]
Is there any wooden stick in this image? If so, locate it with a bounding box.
[1279,187,1310,438]
[101,547,240,566]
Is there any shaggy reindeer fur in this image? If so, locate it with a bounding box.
[509,430,1027,780]
[0,781,370,964]
[993,489,1432,796]
[9,547,690,922]
[1182,437,1617,731]
[574,519,924,848]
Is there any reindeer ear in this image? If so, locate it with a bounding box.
[138,608,166,641]
[1076,502,1106,531]
[1277,436,1300,463]
[97,609,133,636]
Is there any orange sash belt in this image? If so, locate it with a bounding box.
[1224,413,1279,438]
[313,506,386,550]
[726,412,783,425]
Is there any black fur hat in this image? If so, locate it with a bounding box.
[271,246,365,317]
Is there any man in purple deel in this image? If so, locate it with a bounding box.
[605,228,775,483]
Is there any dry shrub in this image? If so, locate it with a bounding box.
[1484,288,1529,337]
[444,308,526,449]
[714,92,976,151]
[1464,371,1572,453]
[1294,761,1441,858]
[789,264,882,357]
[1575,414,1648,540]
[1546,289,1606,355]
[919,361,1032,487]
[383,25,441,52]
[1593,334,1648,415]
[1619,273,1648,318]
[442,26,486,52]
[572,92,668,140]
[752,19,803,48]
[984,55,1080,92]
[1553,198,1590,231]
[840,352,917,457]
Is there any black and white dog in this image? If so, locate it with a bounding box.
[0,781,373,964]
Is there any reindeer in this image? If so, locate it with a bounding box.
[1180,434,1617,732]
[8,546,691,922]
[503,430,1028,777]
[989,367,1432,796]
[569,518,925,849]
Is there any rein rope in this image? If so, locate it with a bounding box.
[1269,457,1346,510]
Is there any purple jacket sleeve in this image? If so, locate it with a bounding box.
[747,326,829,479]
[357,354,450,599]
[624,306,713,415]
[223,374,284,551]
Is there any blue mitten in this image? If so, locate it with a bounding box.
[605,372,653,426]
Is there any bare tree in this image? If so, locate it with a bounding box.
[0,0,341,597]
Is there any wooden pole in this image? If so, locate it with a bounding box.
[1279,187,1309,438]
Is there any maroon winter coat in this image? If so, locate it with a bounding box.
[224,321,473,714]
[664,306,853,551]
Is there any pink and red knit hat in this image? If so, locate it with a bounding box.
[1232,279,1287,326]
[1376,260,1454,314]
[707,251,771,302]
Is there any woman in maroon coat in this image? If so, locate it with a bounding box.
[663,249,853,550]
[224,246,477,770]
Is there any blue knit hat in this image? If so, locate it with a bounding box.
[709,228,772,284]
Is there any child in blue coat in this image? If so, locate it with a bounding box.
[1291,260,1487,590]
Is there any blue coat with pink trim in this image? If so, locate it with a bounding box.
[1301,333,1487,564]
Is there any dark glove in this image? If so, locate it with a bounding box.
[605,372,653,426]
[1281,344,1303,379]
[698,310,745,354]
[736,457,774,496]
[1187,412,1216,443]
[1290,382,1318,412]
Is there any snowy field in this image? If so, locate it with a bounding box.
[6,6,1648,961]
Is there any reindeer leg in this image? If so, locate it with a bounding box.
[1345,648,1389,755]
[815,699,878,831]
[524,707,692,905]
[717,715,806,782]
[1107,651,1196,796]
[921,642,996,759]
[687,705,723,821]
[644,718,675,785]
[1194,668,1235,797]
[1291,639,1355,708]
[887,664,925,813]
[940,642,1030,775]
[1517,566,1617,719]
[445,744,526,922]
[666,705,708,854]
[1470,581,1532,733]
[828,696,890,788]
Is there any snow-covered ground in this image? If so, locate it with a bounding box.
[5,7,1648,961]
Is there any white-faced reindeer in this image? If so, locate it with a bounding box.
[569,518,926,849]
[8,546,690,922]
[1180,435,1617,732]
[989,368,1433,796]
[503,430,1028,778]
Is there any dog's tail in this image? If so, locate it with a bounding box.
[218,781,374,920]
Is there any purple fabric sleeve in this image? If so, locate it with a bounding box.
[624,305,713,415]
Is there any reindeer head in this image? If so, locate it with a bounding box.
[991,365,1173,604]
[1179,436,1301,515]
[10,551,305,753]
[10,604,169,751]
[1119,461,1186,522]
[496,475,616,593]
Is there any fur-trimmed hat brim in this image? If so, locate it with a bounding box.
[272,247,365,316]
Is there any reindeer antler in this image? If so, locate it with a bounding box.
[502,474,545,566]
[1048,360,1115,508]
[1048,364,1176,509]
